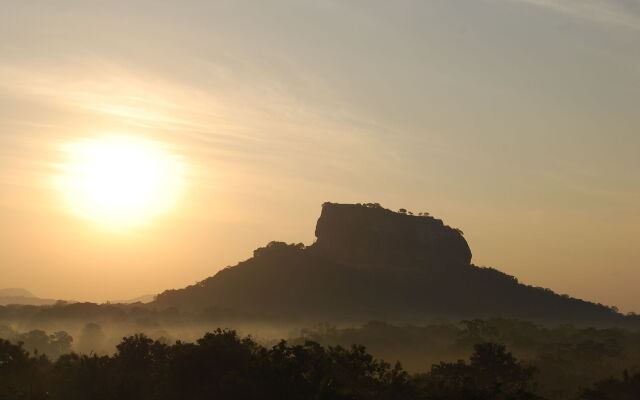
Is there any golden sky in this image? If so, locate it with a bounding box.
[0,0,639,311]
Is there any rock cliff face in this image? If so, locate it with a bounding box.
[312,203,471,268]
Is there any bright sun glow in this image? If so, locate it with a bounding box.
[56,135,186,231]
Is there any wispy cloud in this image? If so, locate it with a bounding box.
[0,59,379,197]
[507,0,640,30]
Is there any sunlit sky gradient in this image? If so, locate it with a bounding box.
[1,0,639,310]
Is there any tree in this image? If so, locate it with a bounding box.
[579,370,640,400]
[416,342,541,399]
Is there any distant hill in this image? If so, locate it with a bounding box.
[0,288,59,306]
[155,202,632,325]
[110,294,155,304]
[0,288,35,298]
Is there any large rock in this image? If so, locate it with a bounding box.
[312,203,471,268]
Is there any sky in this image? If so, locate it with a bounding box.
[0,0,639,311]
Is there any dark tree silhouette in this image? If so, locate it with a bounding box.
[579,371,640,400]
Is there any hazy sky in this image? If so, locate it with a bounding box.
[1,0,639,310]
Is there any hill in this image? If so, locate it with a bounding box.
[0,288,59,306]
[0,288,35,298]
[155,202,631,325]
[110,294,156,304]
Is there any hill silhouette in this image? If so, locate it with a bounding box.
[155,202,629,325]
[0,288,60,306]
[0,288,35,298]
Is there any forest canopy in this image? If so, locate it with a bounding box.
[3,329,637,400]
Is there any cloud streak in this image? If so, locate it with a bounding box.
[0,58,379,199]
[507,0,640,30]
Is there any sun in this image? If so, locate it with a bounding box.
[56,135,186,231]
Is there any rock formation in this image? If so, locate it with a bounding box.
[154,202,627,325]
[312,202,471,268]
